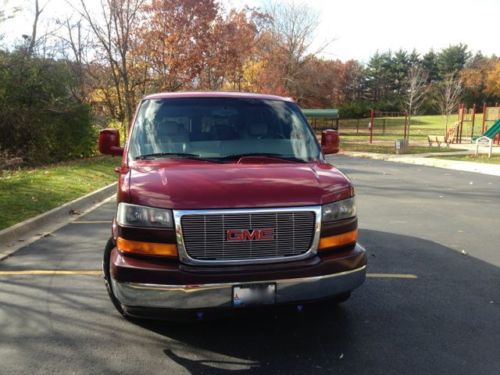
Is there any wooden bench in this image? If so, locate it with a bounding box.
[427,135,450,148]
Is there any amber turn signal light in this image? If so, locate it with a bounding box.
[117,237,178,258]
[318,229,357,250]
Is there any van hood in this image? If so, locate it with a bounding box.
[125,159,353,209]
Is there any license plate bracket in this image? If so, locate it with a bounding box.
[232,283,276,307]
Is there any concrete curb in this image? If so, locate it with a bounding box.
[340,152,500,177]
[0,182,117,259]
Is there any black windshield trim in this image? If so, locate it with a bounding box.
[135,152,222,162]
[215,153,310,163]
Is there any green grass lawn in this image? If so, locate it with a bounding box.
[336,114,486,142]
[340,142,464,154]
[434,154,500,164]
[0,156,119,230]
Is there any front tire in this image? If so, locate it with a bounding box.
[103,238,127,317]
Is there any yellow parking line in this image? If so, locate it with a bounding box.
[367,273,418,279]
[71,221,110,224]
[0,270,101,276]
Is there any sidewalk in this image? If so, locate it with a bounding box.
[341,151,500,177]
[448,143,500,154]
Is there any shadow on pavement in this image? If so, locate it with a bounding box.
[0,230,499,374]
[135,229,500,375]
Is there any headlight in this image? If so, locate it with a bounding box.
[116,203,173,228]
[322,197,356,222]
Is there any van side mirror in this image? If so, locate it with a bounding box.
[321,129,339,154]
[99,129,124,156]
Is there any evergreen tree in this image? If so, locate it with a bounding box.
[437,44,471,77]
[422,50,439,82]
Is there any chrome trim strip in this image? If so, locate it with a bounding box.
[124,265,366,291]
[112,265,367,309]
[173,206,322,266]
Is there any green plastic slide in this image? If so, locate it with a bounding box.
[483,119,500,138]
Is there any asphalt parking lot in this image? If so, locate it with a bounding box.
[1,155,499,374]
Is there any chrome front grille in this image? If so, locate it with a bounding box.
[179,210,316,263]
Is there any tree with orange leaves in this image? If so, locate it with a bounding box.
[200,9,262,91]
[137,0,218,91]
[485,60,500,97]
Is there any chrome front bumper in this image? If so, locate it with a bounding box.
[111,265,366,310]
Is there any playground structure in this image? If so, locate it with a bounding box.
[303,104,500,151]
[481,104,500,144]
[455,103,475,143]
[456,103,500,144]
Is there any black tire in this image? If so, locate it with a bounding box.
[103,238,127,317]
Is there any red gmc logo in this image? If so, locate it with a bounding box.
[226,228,275,241]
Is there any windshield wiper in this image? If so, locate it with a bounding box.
[218,153,309,163]
[135,152,214,161]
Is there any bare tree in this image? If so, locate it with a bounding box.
[14,0,49,56]
[27,0,44,55]
[76,0,145,135]
[264,1,329,99]
[9,0,64,58]
[436,73,463,132]
[403,64,429,141]
[58,17,89,101]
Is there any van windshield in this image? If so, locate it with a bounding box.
[128,98,320,162]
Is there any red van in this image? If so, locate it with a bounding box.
[99,92,366,319]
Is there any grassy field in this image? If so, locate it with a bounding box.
[324,114,487,143]
[434,154,500,164]
[0,156,119,230]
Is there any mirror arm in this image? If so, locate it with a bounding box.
[110,146,124,156]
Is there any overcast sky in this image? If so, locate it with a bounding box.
[1,0,499,63]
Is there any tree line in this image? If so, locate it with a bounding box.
[1,0,499,165]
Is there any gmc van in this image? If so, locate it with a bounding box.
[99,92,366,319]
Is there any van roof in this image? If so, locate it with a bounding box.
[143,91,294,102]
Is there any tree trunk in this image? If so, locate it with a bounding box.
[407,113,411,143]
[28,0,42,56]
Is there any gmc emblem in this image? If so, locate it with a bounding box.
[226,228,275,241]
